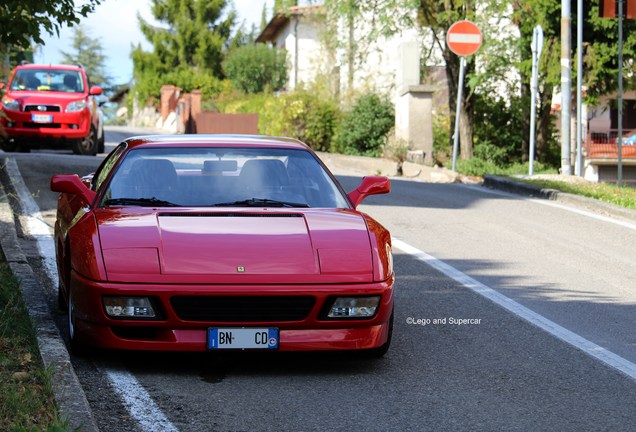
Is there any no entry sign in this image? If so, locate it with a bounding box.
[446,20,482,57]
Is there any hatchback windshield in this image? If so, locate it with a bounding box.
[9,69,84,93]
[101,147,350,208]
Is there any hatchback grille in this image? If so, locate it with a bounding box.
[24,105,61,112]
[171,296,315,322]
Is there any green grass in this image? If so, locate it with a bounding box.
[0,260,68,432]
[452,156,636,211]
[509,178,636,210]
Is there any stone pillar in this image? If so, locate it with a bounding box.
[190,90,202,134]
[395,85,436,166]
[160,85,176,123]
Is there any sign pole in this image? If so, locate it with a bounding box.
[529,25,543,176]
[575,0,584,177]
[446,20,482,172]
[452,56,466,172]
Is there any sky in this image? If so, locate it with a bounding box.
[35,0,272,85]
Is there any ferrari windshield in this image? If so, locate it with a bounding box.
[101,147,350,208]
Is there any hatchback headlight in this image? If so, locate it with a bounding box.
[2,97,19,111]
[325,296,380,319]
[66,99,87,112]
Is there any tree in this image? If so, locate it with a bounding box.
[260,3,269,32]
[0,0,102,49]
[60,24,110,87]
[222,44,287,93]
[131,0,236,102]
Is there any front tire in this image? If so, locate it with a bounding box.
[72,127,97,156]
[67,288,89,356]
[97,131,105,153]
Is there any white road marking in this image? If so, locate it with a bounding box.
[7,158,179,432]
[393,237,636,382]
[96,363,179,432]
[5,158,58,284]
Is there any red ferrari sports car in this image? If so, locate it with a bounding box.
[51,135,394,355]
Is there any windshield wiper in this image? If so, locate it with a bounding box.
[103,197,179,207]
[214,198,309,208]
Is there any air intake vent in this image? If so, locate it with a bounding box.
[171,296,315,322]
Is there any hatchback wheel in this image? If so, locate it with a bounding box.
[72,127,97,155]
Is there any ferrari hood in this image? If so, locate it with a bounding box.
[97,209,374,281]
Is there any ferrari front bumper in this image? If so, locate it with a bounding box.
[69,271,394,352]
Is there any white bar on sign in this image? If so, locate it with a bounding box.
[448,33,481,44]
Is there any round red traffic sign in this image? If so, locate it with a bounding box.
[446,20,482,57]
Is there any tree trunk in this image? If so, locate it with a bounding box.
[460,99,474,160]
[536,88,554,163]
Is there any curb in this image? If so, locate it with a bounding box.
[483,174,636,223]
[0,157,99,432]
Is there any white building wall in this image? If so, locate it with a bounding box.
[275,18,327,90]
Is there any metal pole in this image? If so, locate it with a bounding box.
[529,39,539,176]
[618,0,624,187]
[451,56,466,172]
[575,0,583,177]
[561,0,572,175]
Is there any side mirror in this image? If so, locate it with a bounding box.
[89,86,102,96]
[347,176,390,208]
[51,174,96,204]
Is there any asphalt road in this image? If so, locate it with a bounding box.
[3,127,636,431]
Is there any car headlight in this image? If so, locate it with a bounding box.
[2,97,19,111]
[324,296,381,319]
[103,296,159,319]
[66,99,87,112]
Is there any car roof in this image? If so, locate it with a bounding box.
[15,63,84,72]
[122,134,312,151]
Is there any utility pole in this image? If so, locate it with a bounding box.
[575,0,583,177]
[561,0,573,175]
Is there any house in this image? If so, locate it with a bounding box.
[256,4,426,99]
[584,91,636,184]
[256,4,329,92]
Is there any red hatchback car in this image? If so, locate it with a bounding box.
[1,63,103,154]
[51,135,394,356]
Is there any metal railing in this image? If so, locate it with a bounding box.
[585,129,636,159]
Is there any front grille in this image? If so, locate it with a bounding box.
[24,105,61,112]
[171,296,315,322]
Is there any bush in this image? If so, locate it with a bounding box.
[472,92,525,165]
[222,44,287,94]
[218,89,340,151]
[433,114,451,164]
[133,67,223,105]
[332,93,394,157]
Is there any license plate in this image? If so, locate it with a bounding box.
[207,327,279,350]
[31,114,53,123]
